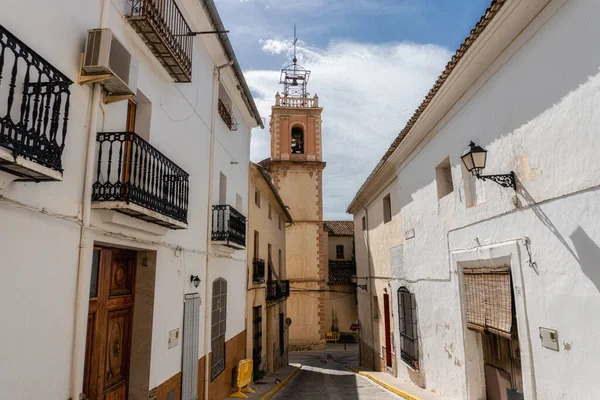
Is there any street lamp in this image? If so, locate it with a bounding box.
[461,141,516,190]
[190,275,201,288]
[351,275,368,291]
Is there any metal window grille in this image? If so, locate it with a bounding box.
[252,306,262,374]
[211,205,246,248]
[211,278,227,380]
[398,287,419,369]
[252,258,265,284]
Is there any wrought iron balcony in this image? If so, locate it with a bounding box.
[218,100,238,131]
[266,280,290,303]
[252,258,265,285]
[0,25,72,181]
[127,0,193,82]
[212,205,246,249]
[92,132,189,229]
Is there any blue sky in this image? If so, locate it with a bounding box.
[216,0,493,220]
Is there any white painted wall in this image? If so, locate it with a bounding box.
[385,0,600,398]
[0,0,257,398]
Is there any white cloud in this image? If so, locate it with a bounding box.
[245,39,451,220]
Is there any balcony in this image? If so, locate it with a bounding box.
[218,100,238,131]
[127,0,193,82]
[275,93,319,108]
[0,25,72,181]
[212,205,246,249]
[92,132,189,229]
[266,280,290,304]
[252,258,265,285]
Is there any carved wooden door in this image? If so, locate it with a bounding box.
[83,247,136,400]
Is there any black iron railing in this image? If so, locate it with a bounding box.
[128,0,193,82]
[253,258,265,284]
[0,25,72,175]
[218,99,233,130]
[266,280,290,303]
[212,205,246,248]
[92,132,189,224]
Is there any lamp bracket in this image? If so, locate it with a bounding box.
[477,171,516,190]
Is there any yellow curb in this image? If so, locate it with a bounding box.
[345,366,422,400]
[260,364,302,400]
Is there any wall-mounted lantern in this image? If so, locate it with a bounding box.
[190,275,201,288]
[350,275,368,291]
[461,141,516,190]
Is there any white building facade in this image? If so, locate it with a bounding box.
[0,0,261,399]
[349,0,600,399]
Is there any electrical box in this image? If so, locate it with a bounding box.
[539,327,559,351]
[168,328,179,349]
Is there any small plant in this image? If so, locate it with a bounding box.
[253,369,267,382]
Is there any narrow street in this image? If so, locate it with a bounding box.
[273,344,405,400]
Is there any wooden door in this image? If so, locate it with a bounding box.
[483,333,523,400]
[83,247,136,400]
[383,293,392,368]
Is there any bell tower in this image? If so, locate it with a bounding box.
[267,28,327,350]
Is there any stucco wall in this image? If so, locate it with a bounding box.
[0,1,256,398]
[389,0,600,398]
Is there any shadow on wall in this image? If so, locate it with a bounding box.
[570,226,600,293]
[519,183,600,292]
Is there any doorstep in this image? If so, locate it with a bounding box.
[238,363,301,400]
[345,365,452,400]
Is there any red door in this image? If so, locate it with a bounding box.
[383,294,393,368]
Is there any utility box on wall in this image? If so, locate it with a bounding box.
[539,327,559,351]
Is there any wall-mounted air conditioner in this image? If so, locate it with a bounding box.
[82,29,138,96]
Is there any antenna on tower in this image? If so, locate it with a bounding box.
[279,25,311,101]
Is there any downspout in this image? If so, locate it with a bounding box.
[71,1,110,399]
[355,199,376,369]
[203,61,233,400]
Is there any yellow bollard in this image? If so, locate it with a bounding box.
[231,359,256,399]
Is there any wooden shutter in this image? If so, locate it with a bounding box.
[463,267,515,339]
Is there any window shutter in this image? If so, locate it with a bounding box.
[463,267,515,339]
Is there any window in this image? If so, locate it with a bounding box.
[219,172,227,205]
[278,249,282,277]
[383,194,391,223]
[336,245,344,259]
[362,216,366,231]
[211,278,227,380]
[268,203,272,220]
[255,190,261,207]
[435,157,454,199]
[252,306,262,370]
[291,126,304,154]
[373,296,379,321]
[253,230,259,259]
[398,287,419,369]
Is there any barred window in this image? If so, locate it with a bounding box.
[211,278,227,380]
[336,245,344,259]
[398,287,419,370]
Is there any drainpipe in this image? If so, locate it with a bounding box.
[203,60,233,400]
[355,199,376,370]
[70,2,110,399]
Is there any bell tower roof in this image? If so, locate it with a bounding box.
[279,25,311,99]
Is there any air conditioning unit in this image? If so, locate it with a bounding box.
[82,28,138,96]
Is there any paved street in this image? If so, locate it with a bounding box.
[273,344,405,400]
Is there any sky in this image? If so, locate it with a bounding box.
[216,0,493,220]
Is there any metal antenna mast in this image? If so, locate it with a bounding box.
[279,25,311,100]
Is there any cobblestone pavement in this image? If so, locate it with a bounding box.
[273,345,405,400]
